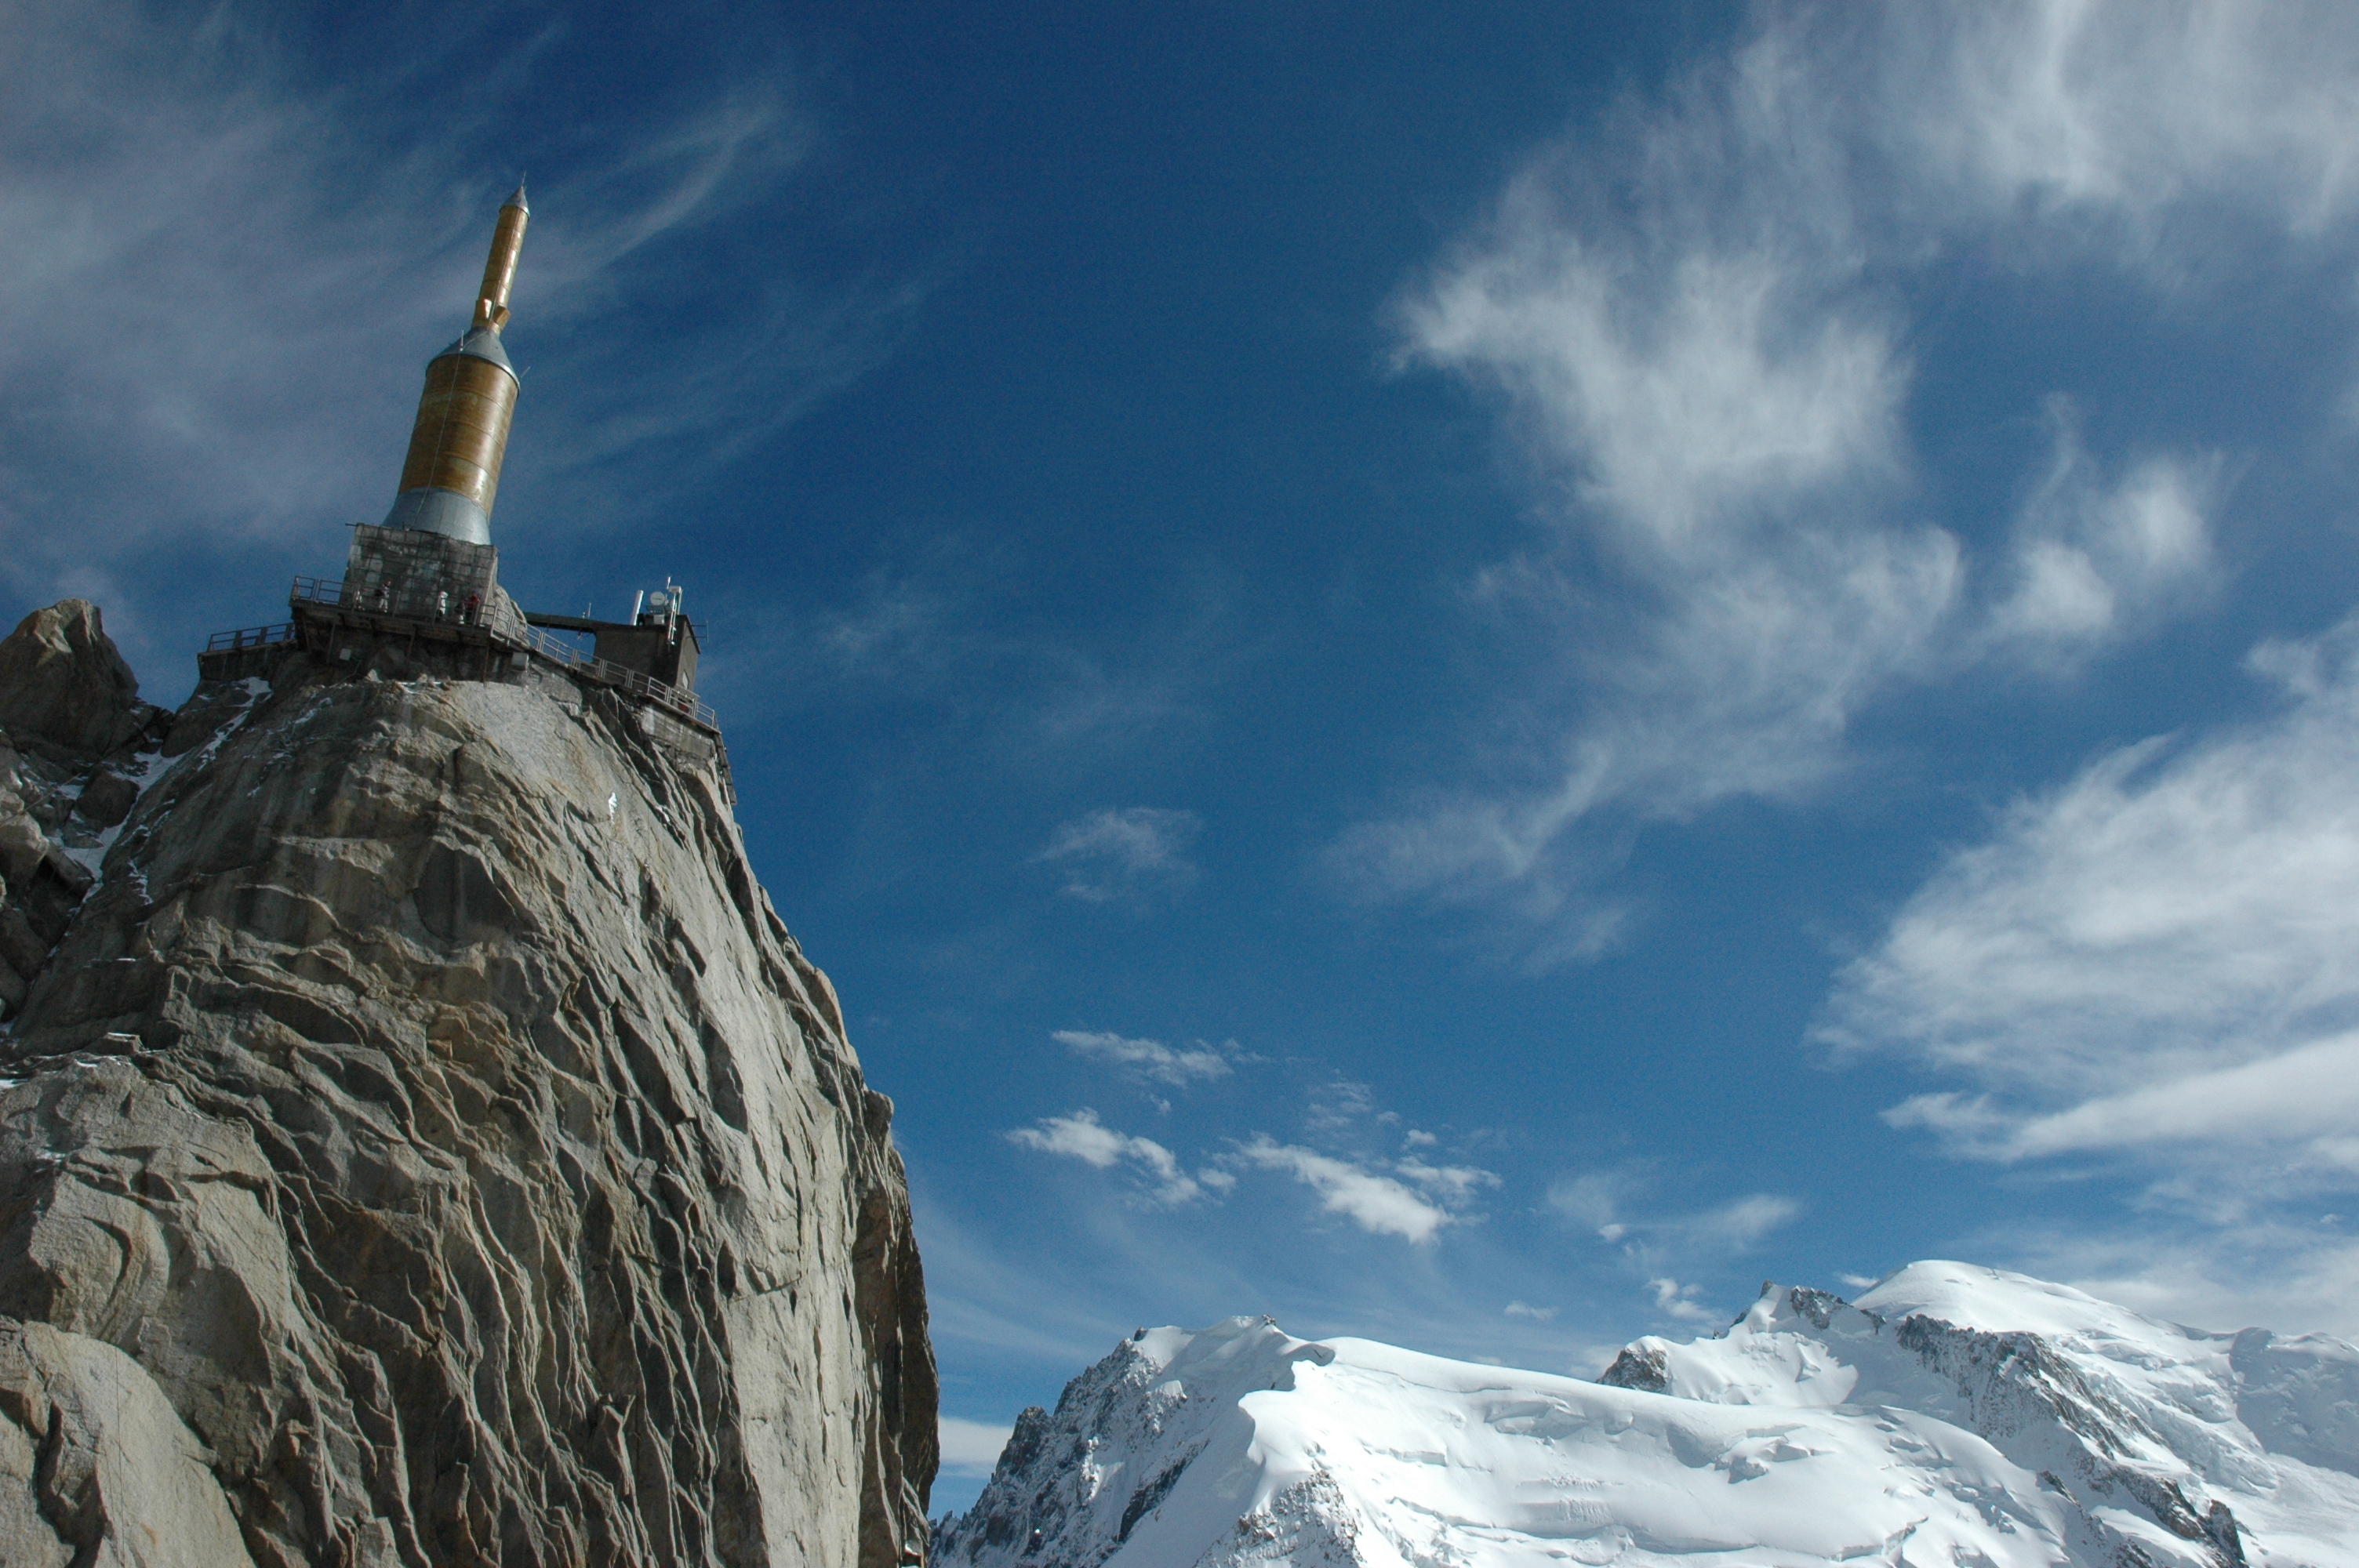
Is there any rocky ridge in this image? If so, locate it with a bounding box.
[0,601,936,1566]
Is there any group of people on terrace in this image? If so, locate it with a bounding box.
[367,583,482,626]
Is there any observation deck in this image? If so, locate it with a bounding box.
[195,568,731,801]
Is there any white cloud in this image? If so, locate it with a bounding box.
[1503,1301,1558,1322]
[1547,1171,1638,1237]
[1236,1137,1454,1244]
[937,1417,1015,1475]
[1304,1078,1379,1134]
[1396,1158,1501,1203]
[1055,1029,1231,1087]
[1983,400,2219,660]
[1677,1193,1805,1250]
[1008,1109,1203,1204]
[1361,219,1955,920]
[1896,1213,2359,1338]
[812,575,947,684]
[1863,2,2359,238]
[1409,244,1912,554]
[2008,1226,2359,1338]
[1344,0,2335,942]
[1826,611,2359,1189]
[2006,1034,2359,1163]
[1207,1082,1494,1245]
[1648,1277,1716,1323]
[1038,808,1201,903]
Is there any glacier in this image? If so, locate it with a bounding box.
[934,1262,2359,1568]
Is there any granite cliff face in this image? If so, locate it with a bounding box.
[0,601,937,1566]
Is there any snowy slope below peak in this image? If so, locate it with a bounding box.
[936,1264,2359,1568]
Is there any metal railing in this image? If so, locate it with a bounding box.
[289,576,718,733]
[513,622,720,731]
[203,622,296,653]
[293,575,502,626]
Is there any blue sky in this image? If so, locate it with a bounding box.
[10,0,2359,1511]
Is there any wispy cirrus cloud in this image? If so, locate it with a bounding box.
[1039,807,1201,903]
[1549,1170,1802,1253]
[1547,1168,1802,1327]
[1395,1156,1501,1204]
[1336,0,2359,953]
[1679,1192,1805,1250]
[1343,217,1954,944]
[1986,1224,2359,1340]
[1825,611,2359,1198]
[696,543,1232,766]
[0,0,921,668]
[1872,2,2359,237]
[1055,1029,1232,1087]
[1979,400,2220,665]
[937,1417,1016,1477]
[1547,1170,1644,1243]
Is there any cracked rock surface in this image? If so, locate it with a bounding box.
[0,602,937,1566]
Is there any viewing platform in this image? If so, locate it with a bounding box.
[282,577,719,730]
[196,568,732,800]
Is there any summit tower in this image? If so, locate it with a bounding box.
[195,183,729,795]
[385,182,529,546]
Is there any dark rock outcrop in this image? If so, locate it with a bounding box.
[0,602,154,760]
[1593,1341,1667,1392]
[0,602,169,1022]
[0,603,937,1566]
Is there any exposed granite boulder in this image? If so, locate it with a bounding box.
[0,609,937,1566]
[0,1315,257,1566]
[0,602,151,760]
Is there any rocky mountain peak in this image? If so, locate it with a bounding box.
[0,601,937,1566]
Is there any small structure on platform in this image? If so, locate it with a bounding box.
[525,582,699,691]
[195,183,730,797]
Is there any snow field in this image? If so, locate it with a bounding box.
[939,1264,2359,1568]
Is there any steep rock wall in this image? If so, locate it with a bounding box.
[0,604,937,1566]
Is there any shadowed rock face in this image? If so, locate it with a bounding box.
[0,602,148,760]
[0,602,170,1019]
[0,606,937,1566]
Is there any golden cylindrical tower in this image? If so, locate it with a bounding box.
[384,183,530,545]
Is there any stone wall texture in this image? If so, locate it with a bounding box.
[0,601,938,1567]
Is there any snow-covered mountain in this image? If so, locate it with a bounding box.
[934,1263,2359,1568]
